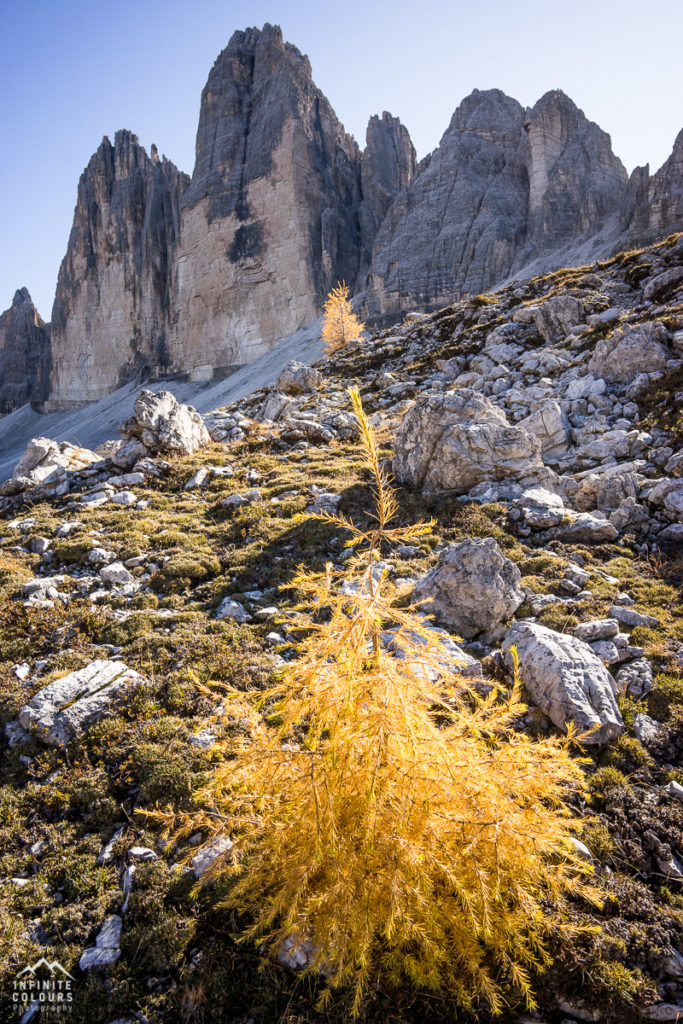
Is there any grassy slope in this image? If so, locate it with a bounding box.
[0,246,682,1023]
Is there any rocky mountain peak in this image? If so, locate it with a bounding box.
[363,88,529,317]
[0,286,51,414]
[182,23,336,219]
[168,23,363,381]
[12,286,33,307]
[1,24,681,417]
[648,127,683,233]
[47,131,189,409]
[447,87,525,137]
[523,89,628,253]
[358,112,416,278]
[363,112,416,192]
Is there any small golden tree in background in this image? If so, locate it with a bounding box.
[321,281,365,353]
[152,389,596,1016]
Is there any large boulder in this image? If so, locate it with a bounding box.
[502,621,624,743]
[517,401,571,464]
[533,294,584,342]
[588,323,670,383]
[120,390,211,455]
[18,660,147,746]
[0,437,101,496]
[413,537,524,639]
[276,361,323,396]
[392,389,543,494]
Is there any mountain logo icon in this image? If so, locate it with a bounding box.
[15,958,75,981]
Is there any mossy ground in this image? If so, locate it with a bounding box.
[1,235,682,1021]
[0,423,681,1024]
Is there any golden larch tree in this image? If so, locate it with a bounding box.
[149,389,598,1016]
[321,281,365,353]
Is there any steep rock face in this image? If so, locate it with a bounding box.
[358,112,416,277]
[363,89,530,316]
[362,89,632,317]
[621,129,683,242]
[168,24,362,381]
[522,90,628,256]
[649,129,683,233]
[48,132,189,408]
[28,25,683,410]
[0,289,51,414]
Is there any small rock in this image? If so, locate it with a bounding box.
[185,467,210,490]
[220,489,261,510]
[664,781,683,803]
[97,827,126,865]
[88,547,116,566]
[276,361,323,396]
[572,619,619,643]
[413,536,523,639]
[568,837,594,861]
[79,915,122,970]
[188,729,217,749]
[128,846,158,862]
[309,492,343,515]
[556,512,618,543]
[615,658,654,697]
[589,640,621,665]
[215,599,251,624]
[277,934,319,970]
[254,606,279,620]
[609,606,659,629]
[100,562,134,585]
[657,853,683,881]
[663,948,683,978]
[191,836,234,880]
[55,521,82,537]
[120,390,210,455]
[18,661,147,746]
[392,389,544,495]
[633,713,662,746]
[110,490,137,507]
[643,1004,683,1022]
[502,621,623,743]
[121,864,136,914]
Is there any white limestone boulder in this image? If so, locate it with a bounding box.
[18,660,147,746]
[392,389,543,495]
[120,390,210,455]
[414,537,524,639]
[502,621,624,743]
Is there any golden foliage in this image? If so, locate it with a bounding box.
[321,281,365,353]
[150,389,597,1015]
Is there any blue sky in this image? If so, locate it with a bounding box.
[1,0,681,318]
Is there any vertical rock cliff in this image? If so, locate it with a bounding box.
[363,89,530,316]
[168,24,363,381]
[621,128,683,243]
[362,89,638,317]
[358,112,416,279]
[522,90,628,256]
[48,132,189,408]
[0,289,51,414]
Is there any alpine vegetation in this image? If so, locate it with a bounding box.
[151,391,597,1015]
